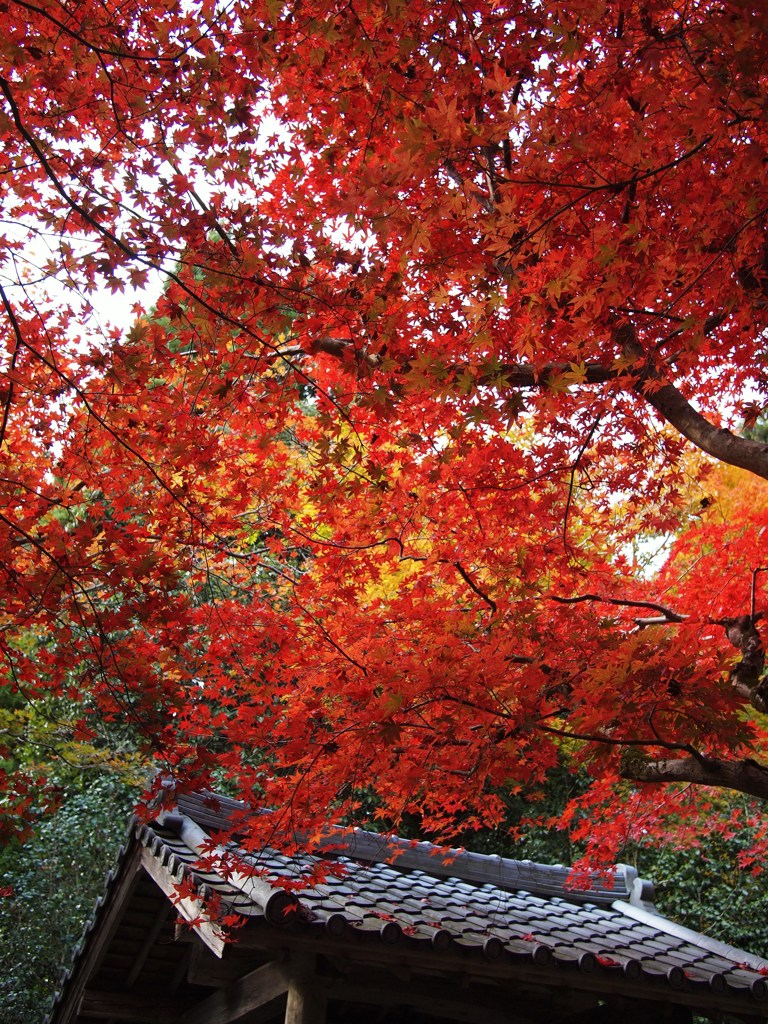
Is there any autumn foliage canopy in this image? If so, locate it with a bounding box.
[2,0,768,862]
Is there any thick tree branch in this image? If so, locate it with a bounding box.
[718,614,768,713]
[635,378,768,479]
[287,335,768,480]
[284,339,617,386]
[622,755,768,801]
[554,595,768,713]
[618,321,768,479]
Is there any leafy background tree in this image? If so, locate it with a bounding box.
[0,775,135,1024]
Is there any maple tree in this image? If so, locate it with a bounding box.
[2,0,768,862]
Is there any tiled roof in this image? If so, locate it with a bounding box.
[154,791,768,1001]
[48,788,768,1022]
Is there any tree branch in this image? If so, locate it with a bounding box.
[281,339,617,387]
[535,721,701,756]
[617,321,768,480]
[288,334,768,481]
[550,593,686,622]
[636,378,768,479]
[622,755,768,801]
[718,614,768,713]
[453,561,497,614]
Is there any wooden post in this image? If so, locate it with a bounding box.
[175,961,290,1024]
[284,955,327,1024]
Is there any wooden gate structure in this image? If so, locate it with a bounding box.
[48,790,768,1024]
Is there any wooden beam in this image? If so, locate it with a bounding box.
[140,847,226,957]
[54,846,145,1024]
[174,961,290,1024]
[169,943,192,994]
[554,1001,692,1023]
[79,990,197,1022]
[232,922,758,1020]
[324,979,539,1024]
[186,943,263,987]
[125,901,172,988]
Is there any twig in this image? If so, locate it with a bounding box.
[562,414,602,558]
[535,721,702,758]
[454,561,497,615]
